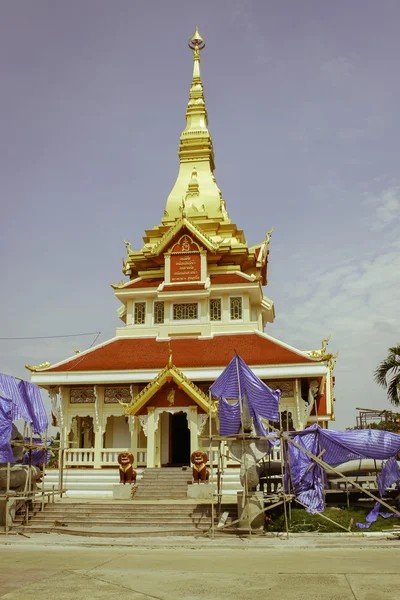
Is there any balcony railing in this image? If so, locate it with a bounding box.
[65,447,148,467]
[65,448,95,465]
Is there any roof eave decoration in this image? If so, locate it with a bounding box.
[123,363,214,416]
[25,362,51,372]
[111,280,126,290]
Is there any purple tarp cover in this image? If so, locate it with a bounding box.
[17,380,48,434]
[0,373,49,463]
[0,374,48,435]
[0,397,14,463]
[207,357,400,525]
[210,355,280,435]
[288,425,400,521]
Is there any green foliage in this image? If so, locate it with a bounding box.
[367,419,400,433]
[374,344,400,407]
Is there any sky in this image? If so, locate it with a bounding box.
[1,0,399,431]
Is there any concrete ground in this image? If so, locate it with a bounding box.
[0,533,399,599]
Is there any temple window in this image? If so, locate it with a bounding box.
[230,297,243,320]
[154,301,165,324]
[172,303,198,320]
[209,298,222,321]
[134,302,146,325]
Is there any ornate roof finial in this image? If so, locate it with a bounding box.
[188,26,205,51]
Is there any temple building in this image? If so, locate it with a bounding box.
[29,29,336,471]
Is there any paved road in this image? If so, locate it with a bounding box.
[0,534,399,599]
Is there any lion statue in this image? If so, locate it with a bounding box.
[117,452,136,485]
[191,450,209,484]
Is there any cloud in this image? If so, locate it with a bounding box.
[270,185,400,429]
[365,186,400,231]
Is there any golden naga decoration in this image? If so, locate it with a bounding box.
[308,335,339,365]
[265,226,274,244]
[25,362,51,372]
[72,347,81,354]
[124,240,132,252]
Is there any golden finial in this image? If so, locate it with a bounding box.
[188,26,205,51]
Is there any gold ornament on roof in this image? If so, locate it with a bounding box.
[72,347,81,354]
[168,343,173,368]
[25,362,51,372]
[124,240,132,252]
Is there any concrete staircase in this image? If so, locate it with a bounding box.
[42,468,144,498]
[134,468,191,500]
[42,467,242,498]
[12,500,238,536]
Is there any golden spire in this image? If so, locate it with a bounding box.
[164,28,229,223]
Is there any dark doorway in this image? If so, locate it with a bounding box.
[170,413,190,465]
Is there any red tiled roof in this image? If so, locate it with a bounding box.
[45,334,316,372]
[210,274,252,285]
[123,278,163,289]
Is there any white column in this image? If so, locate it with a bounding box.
[200,252,207,280]
[129,416,138,468]
[146,407,156,468]
[155,419,161,468]
[93,386,104,469]
[61,387,69,449]
[189,406,198,455]
[165,254,171,283]
[294,379,301,430]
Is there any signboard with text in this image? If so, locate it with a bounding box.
[170,235,202,283]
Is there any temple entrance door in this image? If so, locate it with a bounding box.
[170,413,190,466]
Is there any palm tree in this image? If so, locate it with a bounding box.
[374,345,400,406]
